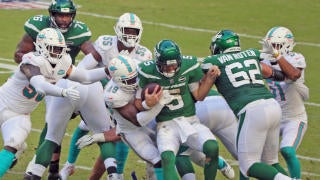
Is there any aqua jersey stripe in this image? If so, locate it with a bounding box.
[54,29,64,43]
[130,13,135,25]
[293,122,306,149]
[267,26,279,38]
[118,55,133,73]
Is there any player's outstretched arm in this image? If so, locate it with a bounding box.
[14,34,34,64]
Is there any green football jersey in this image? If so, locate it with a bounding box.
[138,56,204,122]
[24,15,92,64]
[201,48,273,115]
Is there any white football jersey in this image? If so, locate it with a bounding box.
[265,52,308,122]
[0,52,72,114]
[94,35,152,67]
[104,80,137,133]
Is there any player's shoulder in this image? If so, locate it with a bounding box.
[133,44,153,61]
[24,15,50,39]
[138,59,156,71]
[21,52,45,66]
[104,81,132,108]
[285,52,306,67]
[94,35,117,51]
[180,55,200,69]
[65,20,92,40]
[59,54,73,68]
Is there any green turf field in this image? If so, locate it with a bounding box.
[0,0,319,179]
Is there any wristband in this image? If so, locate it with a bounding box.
[142,101,151,110]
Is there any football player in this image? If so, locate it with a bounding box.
[201,30,292,180]
[14,0,102,178]
[0,28,109,179]
[59,12,152,180]
[14,0,98,64]
[135,39,221,179]
[261,26,308,180]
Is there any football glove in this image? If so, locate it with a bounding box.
[61,86,80,101]
[76,133,105,149]
[260,40,281,61]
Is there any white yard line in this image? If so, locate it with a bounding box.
[77,11,320,48]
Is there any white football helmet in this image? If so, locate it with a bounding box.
[264,26,295,55]
[34,28,68,64]
[114,12,143,48]
[108,55,138,92]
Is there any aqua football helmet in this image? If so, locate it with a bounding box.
[264,26,295,55]
[48,0,76,33]
[210,30,241,55]
[108,55,138,92]
[154,39,182,78]
[114,13,143,48]
[34,28,68,64]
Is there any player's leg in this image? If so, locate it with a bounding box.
[121,127,163,180]
[115,141,129,176]
[187,117,219,180]
[196,96,238,157]
[89,155,106,180]
[279,120,307,179]
[157,120,181,180]
[98,142,117,179]
[60,120,89,179]
[80,82,119,179]
[187,148,235,179]
[0,111,31,178]
[175,154,196,180]
[239,99,291,180]
[26,94,75,179]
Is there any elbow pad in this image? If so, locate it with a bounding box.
[270,69,285,81]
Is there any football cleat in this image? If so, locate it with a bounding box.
[59,162,75,180]
[219,160,235,179]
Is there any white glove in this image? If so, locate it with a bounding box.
[61,86,80,101]
[260,40,281,61]
[76,133,105,149]
[159,90,175,105]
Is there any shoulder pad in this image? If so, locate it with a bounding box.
[133,44,153,61]
[21,52,45,67]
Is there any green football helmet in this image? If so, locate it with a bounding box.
[154,40,182,78]
[48,0,77,33]
[210,30,241,55]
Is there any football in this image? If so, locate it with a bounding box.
[141,83,161,101]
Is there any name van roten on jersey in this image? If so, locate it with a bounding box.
[217,49,257,64]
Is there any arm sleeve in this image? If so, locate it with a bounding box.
[68,67,107,84]
[77,53,99,69]
[136,103,164,126]
[29,75,63,97]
